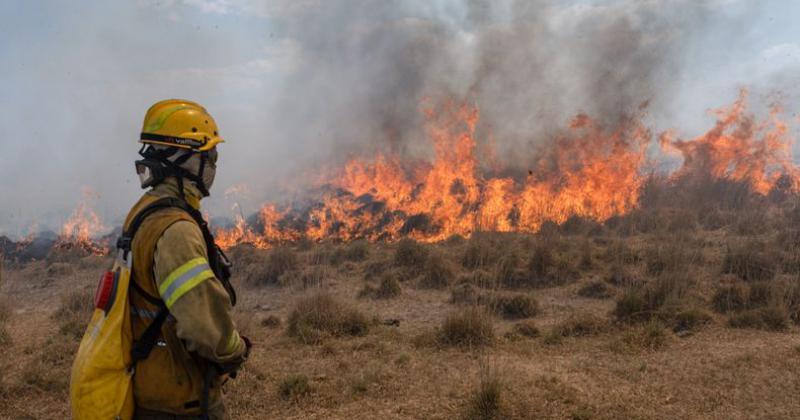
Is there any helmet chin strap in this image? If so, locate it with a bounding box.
[138,146,212,198]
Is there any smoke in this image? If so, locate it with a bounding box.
[1,0,797,237]
[261,0,733,176]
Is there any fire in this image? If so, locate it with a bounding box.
[214,91,798,249]
[216,98,650,247]
[660,90,799,195]
[55,189,109,255]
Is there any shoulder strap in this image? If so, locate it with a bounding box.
[120,197,188,368]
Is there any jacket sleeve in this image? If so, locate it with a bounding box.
[153,220,247,367]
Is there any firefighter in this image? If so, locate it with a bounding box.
[126,99,249,419]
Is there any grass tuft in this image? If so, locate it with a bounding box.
[438,307,495,348]
[278,373,311,401]
[286,293,370,344]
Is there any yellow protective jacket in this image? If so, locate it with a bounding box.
[125,178,246,418]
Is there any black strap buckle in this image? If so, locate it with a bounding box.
[116,236,132,251]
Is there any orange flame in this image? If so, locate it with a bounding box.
[215,92,797,249]
[660,90,798,194]
[56,189,109,255]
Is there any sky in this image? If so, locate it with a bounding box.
[1,0,800,237]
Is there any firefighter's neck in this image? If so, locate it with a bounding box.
[158,177,203,210]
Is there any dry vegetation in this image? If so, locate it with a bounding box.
[2,183,800,418]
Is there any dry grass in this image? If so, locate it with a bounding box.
[544,313,608,344]
[394,238,428,269]
[577,280,613,299]
[358,273,402,299]
[277,373,311,402]
[728,305,790,331]
[484,292,538,320]
[512,320,540,338]
[419,251,455,289]
[437,307,495,348]
[722,242,777,282]
[5,198,800,418]
[464,365,504,420]
[286,293,371,344]
[247,246,298,286]
[52,288,94,340]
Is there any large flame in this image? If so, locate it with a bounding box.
[660,90,798,195]
[215,91,798,249]
[216,98,651,247]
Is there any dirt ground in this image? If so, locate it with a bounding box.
[1,226,800,419]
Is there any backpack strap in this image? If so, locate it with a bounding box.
[119,197,187,369]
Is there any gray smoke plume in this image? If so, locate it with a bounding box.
[1,0,792,236]
[262,0,732,178]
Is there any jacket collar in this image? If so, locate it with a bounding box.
[152,177,202,210]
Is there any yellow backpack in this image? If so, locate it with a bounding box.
[70,199,179,420]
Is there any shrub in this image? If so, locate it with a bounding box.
[394,238,428,268]
[247,246,298,286]
[577,280,612,299]
[260,315,282,328]
[615,321,668,352]
[278,373,311,401]
[495,253,527,288]
[0,299,10,324]
[331,240,370,264]
[672,308,713,332]
[512,320,540,338]
[462,235,498,270]
[722,243,776,282]
[363,258,390,281]
[376,274,401,298]
[450,283,480,305]
[53,288,94,339]
[526,244,576,288]
[614,290,646,322]
[464,366,503,420]
[528,243,554,280]
[644,243,691,275]
[486,293,538,319]
[419,252,455,289]
[46,262,75,277]
[728,306,790,331]
[545,313,607,344]
[605,262,638,288]
[747,282,781,308]
[615,273,690,322]
[437,308,495,348]
[712,283,749,313]
[601,239,639,265]
[359,274,402,299]
[286,293,370,344]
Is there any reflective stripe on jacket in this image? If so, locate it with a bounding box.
[125,178,246,417]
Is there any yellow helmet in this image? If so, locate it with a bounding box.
[140,99,224,152]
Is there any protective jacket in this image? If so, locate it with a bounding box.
[126,178,246,418]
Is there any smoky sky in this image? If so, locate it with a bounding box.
[1,0,798,237]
